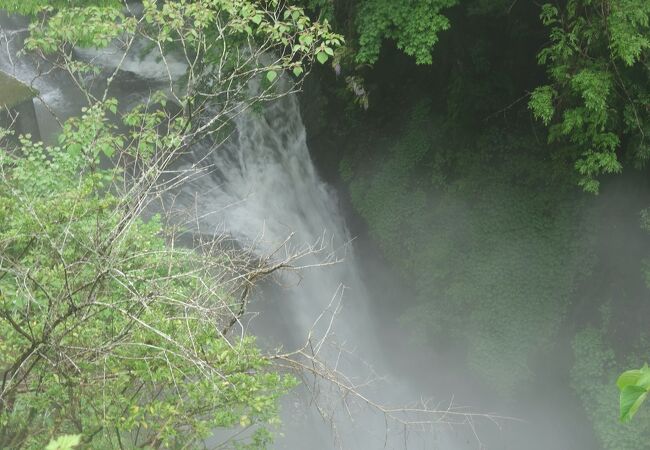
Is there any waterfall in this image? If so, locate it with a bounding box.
[179,94,368,336]
[175,92,471,449]
[0,13,468,448]
[176,92,389,449]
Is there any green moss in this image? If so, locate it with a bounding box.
[345,102,594,395]
[0,71,37,109]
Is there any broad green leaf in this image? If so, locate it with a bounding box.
[292,66,303,77]
[266,70,278,82]
[617,369,642,389]
[316,52,328,64]
[620,385,648,422]
[46,435,82,450]
[68,143,82,156]
[101,144,115,158]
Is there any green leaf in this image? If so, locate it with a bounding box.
[68,143,82,156]
[299,34,313,46]
[292,66,303,77]
[251,15,262,25]
[101,145,115,158]
[639,364,650,389]
[46,435,82,450]
[617,369,642,390]
[316,52,328,64]
[529,85,556,126]
[620,385,648,422]
[266,70,278,83]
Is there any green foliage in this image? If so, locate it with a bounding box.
[572,328,650,449]
[529,85,556,126]
[617,364,650,422]
[0,0,119,15]
[530,0,650,193]
[0,104,296,449]
[355,0,458,64]
[344,102,593,394]
[609,0,650,66]
[18,0,342,90]
[45,435,81,450]
[25,6,132,52]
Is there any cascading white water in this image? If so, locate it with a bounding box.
[176,92,471,449]
[180,94,369,335]
[0,13,469,448]
[175,93,393,449]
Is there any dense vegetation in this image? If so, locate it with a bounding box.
[0,122,294,448]
[0,1,340,448]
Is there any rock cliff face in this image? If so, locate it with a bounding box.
[0,70,39,140]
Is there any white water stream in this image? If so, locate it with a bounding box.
[0,12,497,449]
[176,93,433,449]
